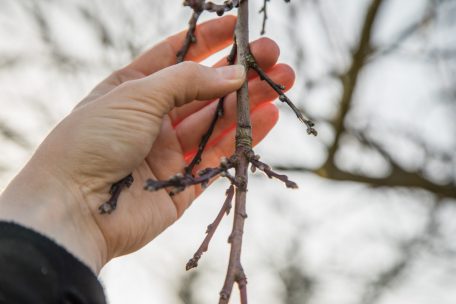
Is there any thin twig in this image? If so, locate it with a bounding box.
[186,185,235,270]
[249,154,298,189]
[99,174,134,214]
[145,157,235,196]
[246,53,317,136]
[178,0,240,63]
[185,43,237,175]
[259,0,269,35]
[259,0,290,35]
[176,8,202,63]
[185,97,226,175]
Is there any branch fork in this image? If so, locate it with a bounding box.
[98,2,314,303]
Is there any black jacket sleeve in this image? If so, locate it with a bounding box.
[0,221,106,304]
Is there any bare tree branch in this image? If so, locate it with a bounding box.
[145,157,236,196]
[176,8,202,63]
[185,43,237,175]
[0,121,31,149]
[247,53,317,135]
[219,2,251,302]
[274,162,456,199]
[324,0,384,166]
[259,0,269,35]
[186,185,235,270]
[274,0,456,201]
[249,154,298,189]
[177,0,241,62]
[98,174,134,214]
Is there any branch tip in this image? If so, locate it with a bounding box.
[247,53,317,136]
[185,185,235,271]
[249,154,299,189]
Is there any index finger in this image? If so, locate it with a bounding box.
[128,15,237,76]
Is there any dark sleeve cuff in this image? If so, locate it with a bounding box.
[0,221,106,304]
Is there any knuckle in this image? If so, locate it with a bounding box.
[110,67,143,84]
[116,78,138,94]
[178,61,204,77]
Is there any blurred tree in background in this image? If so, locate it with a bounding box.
[0,0,455,303]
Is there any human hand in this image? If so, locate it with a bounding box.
[0,16,295,273]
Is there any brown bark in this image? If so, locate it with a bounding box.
[219,1,250,303]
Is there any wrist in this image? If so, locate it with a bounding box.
[0,160,107,274]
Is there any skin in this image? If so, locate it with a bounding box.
[0,15,295,274]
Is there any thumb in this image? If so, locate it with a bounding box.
[114,62,246,116]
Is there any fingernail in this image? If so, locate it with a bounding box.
[216,65,246,81]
